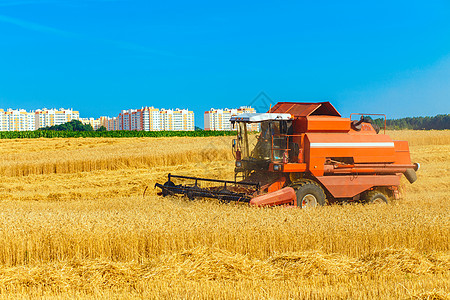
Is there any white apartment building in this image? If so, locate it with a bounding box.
[99,116,117,131]
[204,108,236,131]
[111,107,194,131]
[0,108,80,131]
[35,108,79,129]
[0,109,35,131]
[80,117,101,130]
[160,108,195,131]
[146,107,161,131]
[118,109,134,131]
[204,106,258,131]
[108,117,119,131]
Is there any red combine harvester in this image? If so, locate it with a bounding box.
[155,102,419,207]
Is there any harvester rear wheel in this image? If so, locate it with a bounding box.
[291,180,326,208]
[365,190,388,204]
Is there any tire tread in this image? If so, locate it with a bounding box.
[290,179,326,207]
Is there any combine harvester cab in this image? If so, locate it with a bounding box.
[156,102,419,208]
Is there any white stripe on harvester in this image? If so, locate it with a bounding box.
[310,142,395,148]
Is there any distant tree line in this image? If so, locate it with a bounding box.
[0,129,237,139]
[39,120,96,131]
[372,114,450,130]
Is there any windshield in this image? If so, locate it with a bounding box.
[236,120,292,161]
[236,121,275,161]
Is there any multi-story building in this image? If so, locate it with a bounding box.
[204,108,235,131]
[35,108,79,129]
[144,107,161,131]
[0,109,35,131]
[0,108,80,131]
[204,106,258,131]
[118,109,134,131]
[0,109,6,131]
[98,116,114,130]
[0,105,235,132]
[117,109,141,131]
[80,117,101,130]
[108,117,119,131]
[97,116,119,131]
[160,108,195,131]
[113,107,193,131]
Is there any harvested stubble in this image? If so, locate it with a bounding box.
[0,196,449,299]
[0,130,448,299]
[0,247,449,298]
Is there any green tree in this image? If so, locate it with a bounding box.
[40,120,94,131]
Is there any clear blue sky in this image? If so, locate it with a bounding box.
[0,0,449,127]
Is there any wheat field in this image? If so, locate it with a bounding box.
[0,130,448,299]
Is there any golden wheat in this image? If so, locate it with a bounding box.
[0,136,234,177]
[0,130,448,299]
[0,195,448,263]
[387,129,450,146]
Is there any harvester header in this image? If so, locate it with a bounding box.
[156,101,419,208]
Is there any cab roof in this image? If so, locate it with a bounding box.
[268,102,341,117]
[230,113,292,123]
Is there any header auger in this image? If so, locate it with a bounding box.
[156,102,419,207]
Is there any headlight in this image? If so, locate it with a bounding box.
[273,164,281,171]
[235,161,242,168]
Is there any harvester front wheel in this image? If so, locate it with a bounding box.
[291,180,326,208]
[365,190,388,204]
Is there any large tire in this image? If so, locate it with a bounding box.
[365,190,388,204]
[291,179,326,208]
